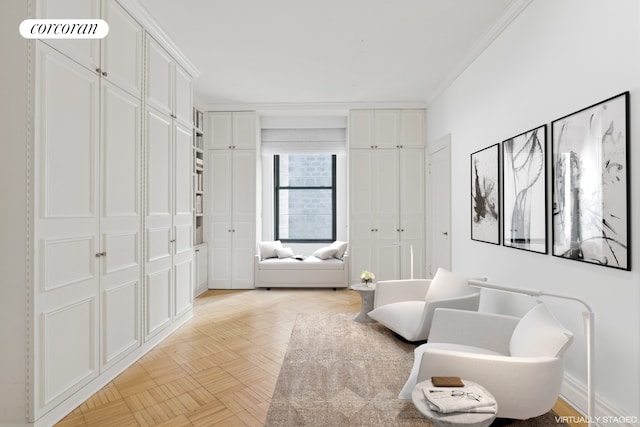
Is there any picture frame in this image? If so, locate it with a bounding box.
[471,143,500,245]
[502,125,548,254]
[551,92,630,270]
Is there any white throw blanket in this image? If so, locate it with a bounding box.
[423,385,497,414]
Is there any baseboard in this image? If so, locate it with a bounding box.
[561,373,638,427]
[32,310,193,427]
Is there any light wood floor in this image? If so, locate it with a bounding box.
[57,288,585,426]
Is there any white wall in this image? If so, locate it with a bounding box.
[426,0,640,422]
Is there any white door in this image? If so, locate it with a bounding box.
[35,0,101,73]
[208,150,233,288]
[231,150,257,288]
[233,112,258,149]
[34,43,100,415]
[400,148,425,279]
[372,149,400,281]
[144,109,173,339]
[145,36,173,117]
[427,135,452,277]
[348,110,374,149]
[173,123,194,317]
[101,0,142,98]
[207,112,232,149]
[374,110,400,148]
[99,79,142,370]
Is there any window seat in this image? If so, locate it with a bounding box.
[254,254,349,289]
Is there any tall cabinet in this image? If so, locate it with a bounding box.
[144,34,194,340]
[206,112,258,289]
[6,1,197,425]
[349,109,426,282]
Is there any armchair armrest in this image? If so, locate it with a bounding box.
[428,308,520,355]
[373,279,431,308]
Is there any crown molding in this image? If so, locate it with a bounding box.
[202,101,428,115]
[117,0,200,78]
[426,0,533,106]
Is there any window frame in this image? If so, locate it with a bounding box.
[273,154,337,243]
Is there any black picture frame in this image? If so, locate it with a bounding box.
[502,125,548,254]
[471,143,500,245]
[551,92,630,270]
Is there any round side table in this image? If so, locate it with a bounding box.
[411,379,497,427]
[350,283,376,323]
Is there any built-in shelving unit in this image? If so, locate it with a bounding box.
[193,108,205,245]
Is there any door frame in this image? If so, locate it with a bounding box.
[426,134,452,277]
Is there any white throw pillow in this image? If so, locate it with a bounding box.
[313,246,338,260]
[329,241,348,259]
[275,247,294,259]
[510,303,573,358]
[424,268,472,302]
[258,241,283,259]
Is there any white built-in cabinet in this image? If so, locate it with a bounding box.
[349,109,426,282]
[26,1,195,424]
[144,34,194,340]
[206,112,258,289]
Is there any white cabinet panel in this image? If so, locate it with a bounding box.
[103,232,138,274]
[374,110,400,148]
[145,36,173,116]
[102,280,139,366]
[42,297,97,406]
[102,81,140,217]
[101,0,143,98]
[146,110,173,216]
[38,43,99,218]
[206,112,233,149]
[174,65,193,127]
[175,225,192,254]
[147,228,172,262]
[400,110,425,148]
[174,123,193,216]
[174,259,193,317]
[36,0,101,73]
[233,112,257,149]
[348,110,374,149]
[42,236,96,291]
[146,269,172,337]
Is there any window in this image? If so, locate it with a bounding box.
[274,154,337,242]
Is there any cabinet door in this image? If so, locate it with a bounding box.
[100,80,142,369]
[145,35,173,116]
[373,149,399,241]
[174,65,193,127]
[34,43,100,414]
[400,110,425,148]
[400,148,425,279]
[206,112,232,149]
[348,110,374,149]
[173,122,194,317]
[233,112,257,149]
[374,110,400,148]
[36,0,101,73]
[208,150,233,288]
[101,0,143,98]
[232,150,256,289]
[145,110,173,338]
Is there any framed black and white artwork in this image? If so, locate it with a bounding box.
[502,125,547,254]
[471,144,500,245]
[551,92,630,270]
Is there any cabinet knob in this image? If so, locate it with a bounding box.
[95,251,106,258]
[442,232,448,236]
[95,68,101,74]
[170,239,176,243]
[102,71,108,76]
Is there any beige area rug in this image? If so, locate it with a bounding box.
[265,313,566,427]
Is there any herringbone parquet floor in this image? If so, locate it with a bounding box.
[56,288,584,427]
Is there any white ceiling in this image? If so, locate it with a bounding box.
[135,0,526,110]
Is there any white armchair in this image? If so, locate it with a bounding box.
[367,268,481,342]
[400,303,574,420]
